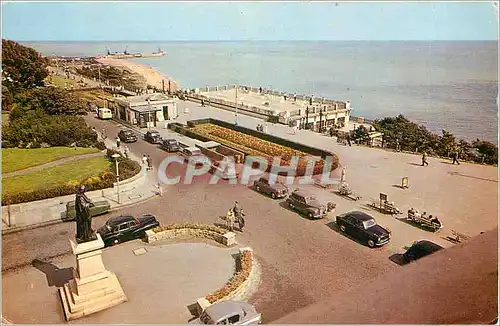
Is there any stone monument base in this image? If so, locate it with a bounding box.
[59,233,127,320]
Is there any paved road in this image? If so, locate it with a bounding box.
[3,108,497,323]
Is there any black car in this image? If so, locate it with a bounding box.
[336,211,391,248]
[160,138,181,152]
[403,240,443,263]
[144,131,162,144]
[118,129,138,143]
[97,214,159,246]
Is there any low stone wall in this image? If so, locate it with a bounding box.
[215,145,245,164]
[196,145,226,162]
[145,226,236,247]
[195,247,260,316]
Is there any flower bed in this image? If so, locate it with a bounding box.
[205,249,253,303]
[152,223,227,234]
[190,124,335,176]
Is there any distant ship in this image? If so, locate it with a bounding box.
[104,46,166,59]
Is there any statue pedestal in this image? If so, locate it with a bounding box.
[58,233,127,321]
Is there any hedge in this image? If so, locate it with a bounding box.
[2,150,141,205]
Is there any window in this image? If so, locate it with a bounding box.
[216,319,227,325]
[228,315,240,324]
[118,223,129,231]
[127,221,136,228]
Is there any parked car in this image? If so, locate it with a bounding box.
[336,211,391,248]
[253,176,289,199]
[210,161,238,180]
[403,240,443,263]
[118,129,138,143]
[97,214,159,246]
[190,300,262,325]
[285,189,329,219]
[144,130,162,144]
[63,200,111,221]
[160,138,181,152]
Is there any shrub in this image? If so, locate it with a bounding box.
[2,172,115,205]
[206,250,253,303]
[2,111,98,148]
[95,141,106,150]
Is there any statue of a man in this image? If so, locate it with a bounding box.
[74,185,97,244]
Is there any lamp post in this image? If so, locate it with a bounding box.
[235,84,238,125]
[111,153,121,204]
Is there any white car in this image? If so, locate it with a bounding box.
[211,161,238,180]
[190,300,262,325]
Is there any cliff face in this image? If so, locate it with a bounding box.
[273,228,498,324]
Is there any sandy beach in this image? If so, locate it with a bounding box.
[96,57,178,92]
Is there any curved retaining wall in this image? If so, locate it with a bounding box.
[196,247,260,315]
[145,227,236,247]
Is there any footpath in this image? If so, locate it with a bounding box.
[1,139,159,234]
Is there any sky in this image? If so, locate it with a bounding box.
[1,1,498,41]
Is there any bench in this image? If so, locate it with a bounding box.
[450,230,471,243]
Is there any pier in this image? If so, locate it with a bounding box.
[183,85,371,133]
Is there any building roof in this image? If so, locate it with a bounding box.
[129,105,163,113]
[273,228,498,324]
[125,93,171,103]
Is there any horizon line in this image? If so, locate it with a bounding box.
[12,39,500,42]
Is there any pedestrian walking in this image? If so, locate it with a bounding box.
[123,145,129,159]
[226,209,235,232]
[156,183,163,197]
[101,128,107,141]
[421,151,429,166]
[142,154,148,168]
[347,134,352,147]
[452,150,460,165]
[116,136,121,148]
[147,155,153,171]
[201,99,205,107]
[340,166,347,183]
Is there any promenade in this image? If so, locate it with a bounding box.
[157,99,498,237]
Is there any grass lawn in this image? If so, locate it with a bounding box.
[74,90,112,107]
[2,147,100,174]
[45,75,78,88]
[2,156,111,196]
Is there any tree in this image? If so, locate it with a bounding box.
[439,130,457,157]
[472,140,498,165]
[9,87,88,118]
[2,39,48,92]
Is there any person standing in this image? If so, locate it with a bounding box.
[116,136,121,148]
[421,151,429,166]
[123,145,129,159]
[452,150,460,165]
[101,128,107,141]
[142,154,148,168]
[340,166,346,183]
[226,209,235,232]
[147,155,153,171]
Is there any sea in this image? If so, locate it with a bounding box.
[21,41,499,142]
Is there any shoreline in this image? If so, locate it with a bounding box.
[95,57,179,92]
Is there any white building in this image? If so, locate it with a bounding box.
[112,93,178,128]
